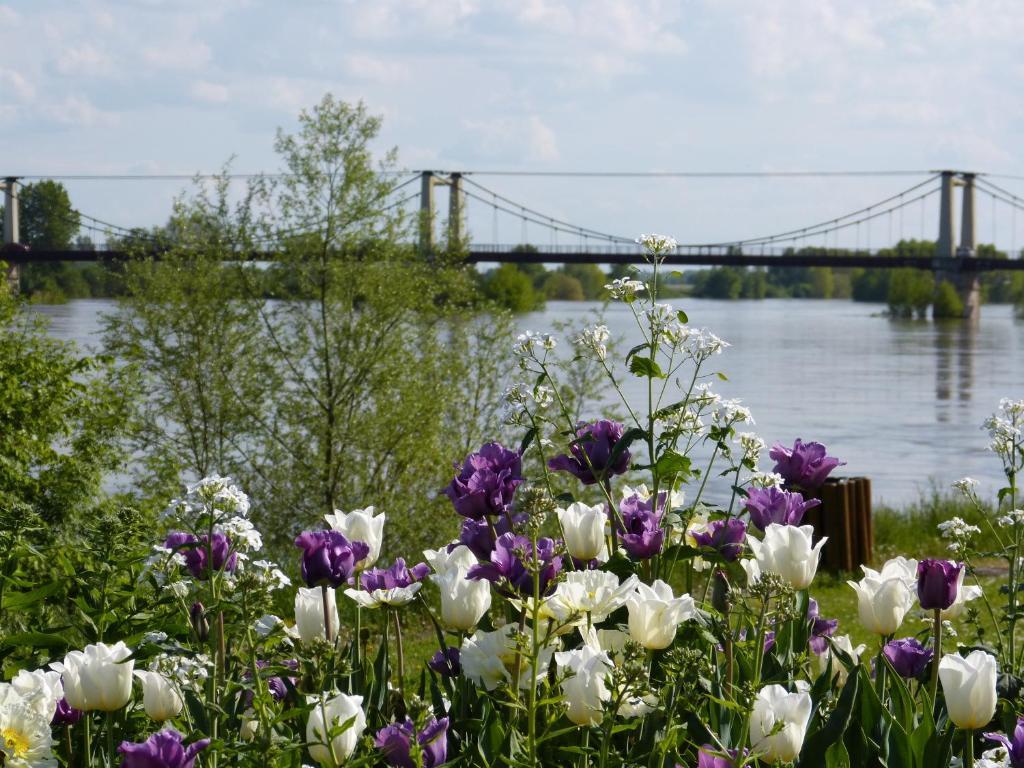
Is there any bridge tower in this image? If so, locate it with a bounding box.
[933,170,980,321]
[448,172,464,247]
[2,177,20,295]
[419,170,435,257]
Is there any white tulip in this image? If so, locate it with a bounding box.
[847,558,918,636]
[51,641,134,712]
[939,650,998,729]
[750,683,813,763]
[306,692,366,767]
[0,685,56,767]
[11,668,63,722]
[625,580,697,650]
[240,709,258,741]
[325,506,385,569]
[815,634,866,684]
[461,625,558,690]
[424,544,477,577]
[344,582,421,609]
[294,587,339,644]
[746,524,825,590]
[556,502,608,562]
[433,569,490,632]
[554,645,613,726]
[133,671,182,721]
[549,571,638,625]
[942,569,983,620]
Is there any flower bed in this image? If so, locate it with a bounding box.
[2,234,1023,767]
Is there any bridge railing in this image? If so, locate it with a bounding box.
[467,243,881,257]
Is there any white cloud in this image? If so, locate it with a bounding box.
[343,54,410,84]
[143,38,212,71]
[55,45,114,77]
[0,67,34,100]
[42,95,119,127]
[191,80,230,103]
[462,114,560,162]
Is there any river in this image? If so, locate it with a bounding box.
[32,298,1024,507]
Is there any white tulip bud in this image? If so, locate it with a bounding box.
[306,693,366,767]
[625,580,697,650]
[133,671,183,721]
[51,641,134,712]
[294,587,339,645]
[939,650,998,729]
[325,506,385,569]
[750,683,813,763]
[556,502,608,562]
[554,645,612,726]
[746,524,825,590]
[847,557,919,635]
[435,568,491,632]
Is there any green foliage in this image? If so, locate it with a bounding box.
[19,180,79,248]
[887,268,934,318]
[690,265,743,298]
[0,291,132,527]
[482,263,544,311]
[543,270,584,300]
[559,263,607,299]
[932,279,965,318]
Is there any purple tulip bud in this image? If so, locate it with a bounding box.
[360,558,430,592]
[428,647,461,678]
[547,419,631,485]
[51,697,82,727]
[118,729,210,768]
[189,602,209,642]
[467,532,562,598]
[743,487,820,531]
[293,530,370,588]
[883,637,933,679]
[375,717,449,768]
[691,518,746,562]
[984,717,1024,768]
[917,559,963,610]
[616,493,665,560]
[807,599,838,655]
[694,744,746,768]
[769,439,843,491]
[443,442,523,519]
[164,532,238,580]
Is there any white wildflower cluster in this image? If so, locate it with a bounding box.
[141,543,186,587]
[163,474,250,524]
[715,399,755,427]
[249,559,292,591]
[502,382,553,425]
[149,653,211,691]
[937,517,982,557]
[692,383,722,409]
[983,399,1023,459]
[513,330,557,359]
[605,277,645,300]
[735,432,767,464]
[574,324,611,361]
[636,233,678,255]
[998,509,1024,528]
[646,304,677,334]
[750,471,785,489]
[254,614,284,638]
[952,477,980,498]
[684,328,730,362]
[142,631,169,646]
[222,516,263,553]
[669,408,705,438]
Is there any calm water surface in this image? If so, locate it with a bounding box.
[33,298,1024,507]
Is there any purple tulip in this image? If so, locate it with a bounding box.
[51,697,82,727]
[985,717,1024,767]
[443,442,523,519]
[293,530,370,588]
[807,599,838,655]
[467,532,562,598]
[242,660,297,707]
[547,419,631,485]
[883,637,933,679]
[458,513,526,560]
[616,493,665,560]
[375,717,449,768]
[917,559,963,611]
[164,532,237,580]
[118,729,210,768]
[361,558,431,592]
[428,647,461,678]
[695,745,744,768]
[691,518,746,562]
[769,439,843,491]
[743,487,821,531]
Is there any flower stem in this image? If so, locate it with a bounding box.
[83,714,92,768]
[964,728,975,768]
[930,608,942,704]
[105,711,114,768]
[393,610,406,701]
[321,585,333,644]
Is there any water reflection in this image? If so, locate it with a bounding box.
[934,319,977,413]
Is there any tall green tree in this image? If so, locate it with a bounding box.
[19,180,80,248]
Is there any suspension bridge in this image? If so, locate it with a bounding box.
[3,168,1024,319]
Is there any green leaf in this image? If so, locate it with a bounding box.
[629,356,665,379]
[519,427,537,456]
[800,667,859,764]
[0,632,68,651]
[653,451,692,482]
[1,581,62,611]
[716,371,728,381]
[677,309,689,324]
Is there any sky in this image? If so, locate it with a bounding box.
[3,0,1024,252]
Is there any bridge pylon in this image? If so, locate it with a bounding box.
[2,177,20,295]
[933,170,980,321]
